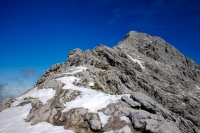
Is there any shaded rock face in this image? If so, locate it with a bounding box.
[2,31,200,133]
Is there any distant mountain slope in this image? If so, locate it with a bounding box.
[0,31,200,133]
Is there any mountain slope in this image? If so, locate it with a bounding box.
[0,31,200,133]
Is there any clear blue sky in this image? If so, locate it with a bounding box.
[0,0,200,100]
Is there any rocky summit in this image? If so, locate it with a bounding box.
[0,31,200,133]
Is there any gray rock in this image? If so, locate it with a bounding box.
[86,113,102,131]
[89,120,101,131]
[37,79,64,90]
[128,112,144,129]
[121,95,141,108]
[131,92,156,113]
[66,48,83,66]
[25,89,81,125]
[62,108,94,133]
[0,97,13,112]
[128,111,181,133]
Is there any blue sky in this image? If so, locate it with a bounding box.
[0,0,200,100]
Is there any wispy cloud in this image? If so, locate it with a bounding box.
[9,77,25,90]
[152,0,164,8]
[131,6,152,18]
[106,0,166,27]
[107,7,121,25]
[0,67,42,102]
[87,0,115,7]
[114,7,120,13]
[129,0,178,29]
[131,0,168,18]
[21,68,36,78]
[0,81,13,104]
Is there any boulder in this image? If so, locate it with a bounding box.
[121,95,141,108]
[131,92,156,113]
[128,111,181,133]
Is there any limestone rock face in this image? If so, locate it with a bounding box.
[131,92,156,113]
[0,98,13,112]
[64,31,200,131]
[2,31,200,133]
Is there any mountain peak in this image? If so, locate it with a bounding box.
[118,31,197,68]
[1,31,200,133]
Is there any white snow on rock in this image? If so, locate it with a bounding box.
[0,104,74,133]
[104,125,132,133]
[0,66,131,133]
[120,116,131,123]
[56,67,130,113]
[194,84,200,90]
[155,61,159,65]
[12,88,56,106]
[65,66,87,75]
[98,112,110,127]
[57,75,129,113]
[88,82,94,86]
[127,54,145,69]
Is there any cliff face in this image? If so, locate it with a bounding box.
[1,31,200,133]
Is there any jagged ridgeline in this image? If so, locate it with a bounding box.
[1,31,200,133]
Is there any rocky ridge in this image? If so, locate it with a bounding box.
[1,31,200,133]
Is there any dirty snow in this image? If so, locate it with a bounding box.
[0,104,74,133]
[127,54,145,69]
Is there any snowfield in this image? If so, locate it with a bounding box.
[0,66,131,133]
[12,88,56,106]
[0,104,74,133]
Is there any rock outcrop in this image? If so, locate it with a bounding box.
[0,98,13,112]
[1,31,200,133]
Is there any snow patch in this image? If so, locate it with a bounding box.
[12,88,56,106]
[120,116,131,123]
[65,66,87,75]
[127,54,145,69]
[56,76,80,90]
[104,125,132,133]
[88,82,94,86]
[60,87,125,113]
[0,104,74,133]
[182,102,185,106]
[194,85,200,90]
[98,112,110,127]
[155,61,159,65]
